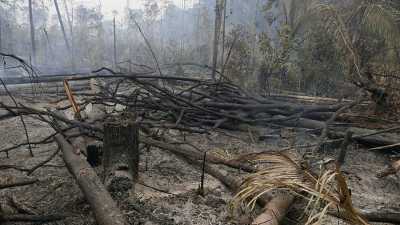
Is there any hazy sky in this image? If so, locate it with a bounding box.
[79,0,196,18]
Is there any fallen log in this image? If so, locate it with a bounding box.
[141,136,256,172]
[274,115,400,147]
[367,143,400,151]
[361,211,400,224]
[0,178,38,189]
[329,210,400,224]
[342,127,400,147]
[377,159,400,178]
[0,213,66,223]
[54,134,128,225]
[313,100,360,151]
[251,194,294,225]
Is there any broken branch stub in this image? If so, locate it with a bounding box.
[103,116,139,198]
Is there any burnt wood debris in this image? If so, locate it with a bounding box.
[1,53,400,225]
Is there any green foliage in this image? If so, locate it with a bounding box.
[224,26,254,89]
[254,0,400,102]
[305,0,400,111]
[309,0,400,78]
[298,24,346,96]
[255,0,312,94]
[257,23,298,93]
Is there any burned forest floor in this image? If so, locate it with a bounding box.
[1,79,400,225]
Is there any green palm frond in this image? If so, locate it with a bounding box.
[310,2,364,80]
[359,3,400,46]
[300,0,400,82]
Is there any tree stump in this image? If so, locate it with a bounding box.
[103,117,139,198]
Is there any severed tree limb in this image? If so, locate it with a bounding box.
[367,142,400,151]
[251,195,294,225]
[0,213,65,222]
[132,19,164,87]
[313,100,361,152]
[54,134,128,225]
[275,115,400,147]
[361,211,400,224]
[1,147,62,174]
[141,136,256,172]
[0,178,38,189]
[0,165,30,172]
[329,210,400,225]
[377,159,400,178]
[0,78,33,157]
[27,147,61,175]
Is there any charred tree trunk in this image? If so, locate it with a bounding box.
[54,0,70,51]
[113,17,117,70]
[211,0,223,81]
[28,0,36,64]
[54,0,74,69]
[256,67,268,95]
[43,28,55,62]
[220,0,227,75]
[103,117,139,198]
[0,17,2,52]
[63,0,75,68]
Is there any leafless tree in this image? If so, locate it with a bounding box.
[211,0,224,81]
[113,17,117,69]
[63,0,75,63]
[28,0,36,63]
[54,0,73,68]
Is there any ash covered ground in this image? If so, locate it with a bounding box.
[0,88,400,225]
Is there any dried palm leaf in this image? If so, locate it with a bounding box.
[232,152,370,225]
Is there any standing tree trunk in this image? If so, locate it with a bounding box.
[251,0,260,69]
[220,0,227,75]
[63,0,75,69]
[28,0,36,64]
[43,28,55,63]
[113,17,117,70]
[54,0,73,68]
[0,17,2,52]
[103,117,139,198]
[211,0,224,81]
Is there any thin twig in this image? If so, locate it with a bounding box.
[0,77,33,157]
[0,214,66,222]
[132,19,164,86]
[27,147,61,175]
[367,143,400,151]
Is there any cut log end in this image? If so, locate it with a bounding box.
[105,170,133,198]
[251,194,294,225]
